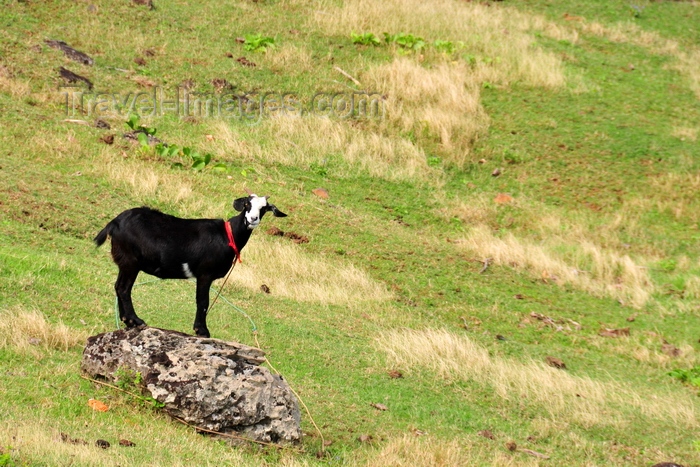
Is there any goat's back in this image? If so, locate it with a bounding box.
[94,207,224,249]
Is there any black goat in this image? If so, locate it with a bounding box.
[94,194,287,337]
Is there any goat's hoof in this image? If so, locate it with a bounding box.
[123,317,146,328]
[194,328,210,338]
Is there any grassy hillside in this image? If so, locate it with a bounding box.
[1,0,699,465]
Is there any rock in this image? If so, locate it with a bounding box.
[236,56,256,67]
[94,119,111,130]
[494,193,513,204]
[100,134,115,145]
[133,0,155,9]
[59,66,93,90]
[81,327,301,444]
[661,343,681,357]
[45,40,94,65]
[60,433,87,445]
[370,402,388,411]
[312,188,329,199]
[599,327,630,338]
[211,78,234,92]
[95,439,110,449]
[545,356,566,369]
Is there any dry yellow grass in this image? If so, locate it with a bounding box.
[641,172,700,224]
[101,156,193,205]
[589,326,700,369]
[0,68,30,98]
[208,116,439,183]
[671,126,698,142]
[0,421,131,467]
[316,0,567,89]
[459,224,652,308]
[439,192,501,228]
[0,417,312,467]
[379,328,698,428]
[225,237,392,305]
[686,276,700,300]
[0,306,87,354]
[262,44,313,74]
[93,152,230,217]
[358,435,476,467]
[678,48,700,100]
[29,128,85,159]
[630,342,696,368]
[362,59,488,166]
[441,193,655,306]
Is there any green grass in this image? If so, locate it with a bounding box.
[1,0,700,465]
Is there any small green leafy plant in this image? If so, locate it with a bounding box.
[126,114,156,136]
[427,156,442,167]
[351,32,380,46]
[115,367,142,391]
[629,4,644,18]
[434,39,466,56]
[155,142,181,159]
[143,396,165,409]
[669,367,700,388]
[112,368,164,409]
[125,113,157,147]
[243,34,276,52]
[166,145,222,172]
[124,116,228,172]
[383,32,426,52]
[0,448,13,467]
[657,258,677,272]
[184,147,211,171]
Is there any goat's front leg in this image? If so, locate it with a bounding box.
[193,277,214,338]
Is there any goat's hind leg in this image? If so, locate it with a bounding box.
[115,269,146,328]
[193,277,213,338]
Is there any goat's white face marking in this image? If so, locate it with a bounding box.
[245,195,268,229]
[182,263,194,279]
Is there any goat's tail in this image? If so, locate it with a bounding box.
[94,219,117,247]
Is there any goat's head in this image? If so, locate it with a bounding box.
[233,194,287,229]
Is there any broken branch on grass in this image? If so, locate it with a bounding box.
[519,448,550,459]
[64,119,90,126]
[333,66,361,86]
[80,375,150,403]
[479,257,492,274]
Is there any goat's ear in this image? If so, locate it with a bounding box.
[269,204,287,218]
[233,197,248,212]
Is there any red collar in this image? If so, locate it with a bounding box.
[224,221,242,264]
